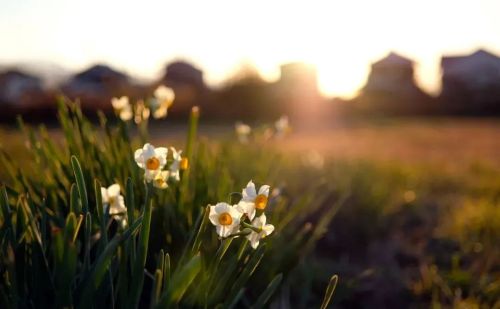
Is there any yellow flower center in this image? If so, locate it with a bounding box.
[254,194,268,210]
[108,196,116,205]
[155,177,165,186]
[218,212,233,226]
[180,157,189,170]
[146,157,160,170]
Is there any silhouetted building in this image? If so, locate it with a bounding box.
[156,61,206,117]
[0,70,46,107]
[161,61,204,89]
[275,62,325,127]
[355,52,433,115]
[440,49,500,115]
[62,64,134,109]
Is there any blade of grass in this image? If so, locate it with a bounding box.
[320,275,339,309]
[71,156,88,213]
[252,273,283,308]
[78,217,142,308]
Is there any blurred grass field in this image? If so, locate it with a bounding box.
[1,115,499,308]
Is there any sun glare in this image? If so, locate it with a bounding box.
[1,0,500,98]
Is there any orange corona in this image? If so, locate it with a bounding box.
[254,194,268,210]
[146,157,160,170]
[218,213,233,225]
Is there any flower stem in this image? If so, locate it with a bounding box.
[130,181,154,308]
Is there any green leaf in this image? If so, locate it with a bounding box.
[78,217,142,308]
[163,253,171,293]
[0,185,14,243]
[125,178,135,226]
[70,183,81,215]
[320,275,339,309]
[156,254,202,307]
[130,183,154,308]
[150,269,163,308]
[191,206,209,254]
[252,273,283,308]
[71,156,89,213]
[226,244,266,304]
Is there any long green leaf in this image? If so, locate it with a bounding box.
[252,273,283,308]
[320,275,339,309]
[78,217,142,308]
[130,183,154,308]
[156,254,202,307]
[71,156,89,213]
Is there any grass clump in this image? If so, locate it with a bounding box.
[0,99,340,308]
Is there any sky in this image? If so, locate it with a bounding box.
[1,0,500,98]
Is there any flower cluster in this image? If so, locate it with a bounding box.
[100,183,127,227]
[134,143,188,189]
[111,85,175,122]
[234,115,291,143]
[209,181,275,249]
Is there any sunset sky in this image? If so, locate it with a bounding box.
[1,0,500,98]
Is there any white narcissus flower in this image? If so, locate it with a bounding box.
[151,85,175,119]
[274,115,291,137]
[134,100,150,124]
[209,203,242,238]
[247,213,275,249]
[111,96,133,121]
[153,171,169,189]
[101,184,127,227]
[235,122,251,143]
[236,180,270,220]
[169,147,183,181]
[134,143,168,181]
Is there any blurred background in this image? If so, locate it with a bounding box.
[2,0,500,122]
[1,0,500,307]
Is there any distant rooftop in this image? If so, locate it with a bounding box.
[441,49,500,68]
[373,52,414,68]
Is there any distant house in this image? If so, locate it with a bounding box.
[274,62,326,126]
[440,49,500,114]
[155,61,206,116]
[279,62,318,92]
[0,70,46,108]
[161,61,204,89]
[357,52,432,115]
[62,64,134,109]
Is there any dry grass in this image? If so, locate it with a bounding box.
[278,118,500,170]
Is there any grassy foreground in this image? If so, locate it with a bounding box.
[1,99,499,308]
[0,100,340,308]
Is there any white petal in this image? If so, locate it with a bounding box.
[236,201,254,220]
[214,202,231,214]
[100,187,109,203]
[247,208,256,221]
[107,184,121,197]
[258,185,270,197]
[111,96,129,109]
[155,147,168,164]
[119,216,128,228]
[110,196,126,215]
[229,210,241,225]
[120,106,133,121]
[252,213,266,228]
[247,232,260,249]
[263,224,275,236]
[145,169,160,182]
[155,85,175,101]
[208,205,220,225]
[242,181,257,200]
[143,143,156,159]
[153,107,167,119]
[134,148,145,168]
[217,225,232,238]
